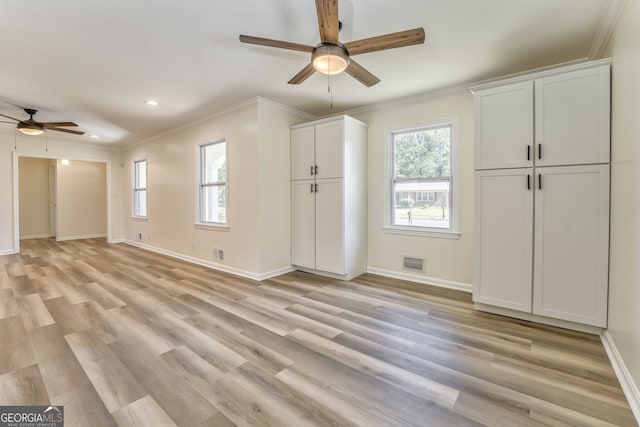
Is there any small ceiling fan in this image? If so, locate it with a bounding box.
[0,108,84,136]
[240,0,425,87]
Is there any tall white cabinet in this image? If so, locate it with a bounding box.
[472,60,611,329]
[291,115,367,280]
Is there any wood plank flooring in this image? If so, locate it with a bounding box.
[0,238,636,426]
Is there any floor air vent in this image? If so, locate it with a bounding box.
[403,256,425,272]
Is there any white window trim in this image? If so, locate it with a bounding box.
[132,158,148,219]
[383,117,460,239]
[195,137,229,230]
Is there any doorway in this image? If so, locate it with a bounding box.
[14,155,111,253]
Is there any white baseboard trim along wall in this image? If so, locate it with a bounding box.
[56,233,107,242]
[366,267,473,293]
[601,331,640,423]
[124,240,294,282]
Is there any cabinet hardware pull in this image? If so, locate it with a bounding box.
[538,143,542,160]
[310,183,314,193]
[538,173,542,190]
[315,165,318,175]
[527,145,531,161]
[310,166,314,175]
[315,183,318,193]
[527,174,531,190]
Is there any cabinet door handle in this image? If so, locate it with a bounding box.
[315,183,318,193]
[315,165,318,175]
[527,174,531,190]
[538,143,542,160]
[527,145,531,161]
[310,165,314,176]
[310,183,314,193]
[538,173,542,190]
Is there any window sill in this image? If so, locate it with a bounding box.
[383,226,460,239]
[195,223,230,232]
[131,216,148,222]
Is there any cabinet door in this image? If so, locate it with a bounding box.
[535,65,610,166]
[315,179,345,275]
[291,126,316,181]
[474,169,534,312]
[291,180,316,269]
[315,121,344,179]
[533,165,609,327]
[474,81,533,170]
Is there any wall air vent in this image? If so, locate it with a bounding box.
[403,256,425,272]
[213,248,224,261]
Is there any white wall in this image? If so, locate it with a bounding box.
[0,135,124,254]
[18,157,52,239]
[351,91,475,289]
[603,0,640,415]
[56,159,107,240]
[122,97,310,279]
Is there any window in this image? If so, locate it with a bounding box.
[133,159,147,217]
[388,121,458,235]
[199,140,227,224]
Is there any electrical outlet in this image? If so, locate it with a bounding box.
[137,232,143,240]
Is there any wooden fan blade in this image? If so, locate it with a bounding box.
[48,127,85,135]
[0,112,20,122]
[288,63,317,84]
[345,60,380,87]
[344,27,425,56]
[0,121,15,124]
[315,0,339,44]
[43,122,78,128]
[239,35,314,53]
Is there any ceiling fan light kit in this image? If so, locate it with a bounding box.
[239,0,425,87]
[17,121,45,136]
[312,44,350,75]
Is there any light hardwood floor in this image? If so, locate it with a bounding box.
[0,238,636,426]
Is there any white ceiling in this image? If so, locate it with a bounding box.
[0,0,619,147]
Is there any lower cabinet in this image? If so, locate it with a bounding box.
[474,164,609,327]
[291,178,350,277]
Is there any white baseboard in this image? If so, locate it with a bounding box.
[0,249,16,255]
[123,240,293,282]
[109,238,126,244]
[601,331,640,423]
[56,234,107,242]
[366,267,472,293]
[20,234,54,240]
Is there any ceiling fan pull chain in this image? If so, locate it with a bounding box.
[45,133,49,152]
[14,128,17,150]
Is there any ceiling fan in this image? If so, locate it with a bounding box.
[0,108,84,136]
[239,0,425,87]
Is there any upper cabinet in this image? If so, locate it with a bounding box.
[472,61,610,170]
[534,65,610,167]
[474,81,534,170]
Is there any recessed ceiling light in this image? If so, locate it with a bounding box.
[145,100,159,106]
[89,134,99,139]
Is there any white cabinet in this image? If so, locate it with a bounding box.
[474,81,533,170]
[471,60,611,329]
[535,66,610,167]
[533,165,609,326]
[290,115,367,280]
[474,169,533,312]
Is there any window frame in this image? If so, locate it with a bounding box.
[384,117,460,239]
[132,158,147,219]
[196,138,229,230]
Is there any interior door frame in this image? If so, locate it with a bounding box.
[12,152,113,253]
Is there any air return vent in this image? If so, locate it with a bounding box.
[403,256,425,272]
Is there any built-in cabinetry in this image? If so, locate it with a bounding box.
[472,60,611,329]
[290,115,367,280]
